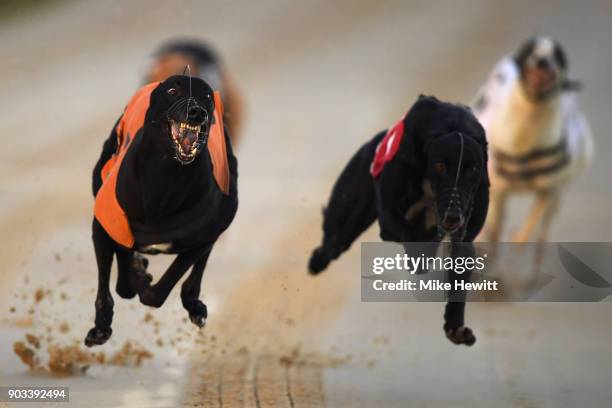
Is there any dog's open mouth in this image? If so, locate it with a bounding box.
[169,120,201,163]
[440,218,464,233]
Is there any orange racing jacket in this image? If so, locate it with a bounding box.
[94,82,230,248]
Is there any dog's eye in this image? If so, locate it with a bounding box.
[464,164,477,174]
[434,162,446,175]
[167,88,177,96]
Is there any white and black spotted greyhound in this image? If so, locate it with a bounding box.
[473,37,593,258]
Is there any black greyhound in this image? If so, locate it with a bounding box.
[309,95,489,345]
[85,75,238,347]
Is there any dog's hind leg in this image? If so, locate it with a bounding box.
[181,248,212,328]
[85,219,116,347]
[309,139,380,275]
[310,201,377,275]
[443,242,476,346]
[131,250,201,308]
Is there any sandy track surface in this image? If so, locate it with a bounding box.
[1,0,611,407]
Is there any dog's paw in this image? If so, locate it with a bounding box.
[84,326,112,347]
[186,300,208,328]
[308,248,330,275]
[445,326,476,346]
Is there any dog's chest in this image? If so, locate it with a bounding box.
[490,88,562,155]
[404,181,437,229]
[137,242,174,254]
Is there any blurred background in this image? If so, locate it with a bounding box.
[0,0,611,406]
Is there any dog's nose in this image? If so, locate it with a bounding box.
[442,213,462,230]
[536,58,550,69]
[187,105,206,123]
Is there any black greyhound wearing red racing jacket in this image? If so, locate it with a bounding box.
[308,95,489,345]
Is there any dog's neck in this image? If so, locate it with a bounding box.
[491,81,562,155]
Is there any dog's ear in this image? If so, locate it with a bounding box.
[514,37,537,67]
[206,91,216,114]
[553,40,568,71]
[397,95,441,173]
[473,118,490,186]
[459,105,489,184]
[458,103,474,113]
[418,94,440,103]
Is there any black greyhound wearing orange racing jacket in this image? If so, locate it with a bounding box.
[308,95,489,345]
[85,75,238,347]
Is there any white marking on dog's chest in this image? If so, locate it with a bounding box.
[487,84,583,191]
[140,242,173,253]
[491,86,562,155]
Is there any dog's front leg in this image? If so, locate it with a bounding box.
[131,250,201,308]
[181,247,212,327]
[512,189,560,244]
[533,189,561,267]
[85,219,115,347]
[483,186,507,242]
[443,242,476,346]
